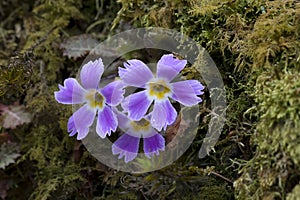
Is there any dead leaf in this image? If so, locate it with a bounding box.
[0,104,32,129]
[166,113,189,149]
[60,34,98,59]
[0,180,9,199]
[60,34,119,59]
[0,142,20,169]
[166,113,182,144]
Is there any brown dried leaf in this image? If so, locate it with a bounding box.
[0,142,20,169]
[166,113,182,144]
[0,104,32,129]
[166,113,189,149]
[60,34,119,60]
[60,34,99,59]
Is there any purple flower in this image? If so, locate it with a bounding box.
[112,111,165,163]
[54,58,125,140]
[119,54,204,131]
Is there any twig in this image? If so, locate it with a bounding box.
[209,171,233,184]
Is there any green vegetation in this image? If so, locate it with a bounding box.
[0,0,299,199]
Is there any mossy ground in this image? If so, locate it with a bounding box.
[0,0,299,199]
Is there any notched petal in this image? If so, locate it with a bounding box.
[67,116,77,137]
[157,54,187,81]
[112,133,140,163]
[143,133,165,158]
[125,91,153,121]
[101,80,126,106]
[72,105,96,140]
[151,100,177,131]
[96,106,118,138]
[118,59,153,87]
[171,81,203,106]
[54,78,85,104]
[80,58,104,89]
[186,80,205,95]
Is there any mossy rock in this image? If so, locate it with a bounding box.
[1,0,299,199]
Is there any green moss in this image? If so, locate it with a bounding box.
[1,0,299,199]
[112,0,300,199]
[287,184,300,200]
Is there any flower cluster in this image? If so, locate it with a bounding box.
[54,54,204,162]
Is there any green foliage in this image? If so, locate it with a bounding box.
[0,55,33,97]
[112,0,300,199]
[242,1,300,70]
[234,72,300,199]
[287,184,300,200]
[232,1,300,199]
[0,0,119,199]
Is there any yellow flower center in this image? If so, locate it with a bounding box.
[130,118,151,132]
[85,90,105,109]
[148,79,171,100]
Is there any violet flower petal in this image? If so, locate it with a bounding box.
[162,99,177,129]
[112,133,140,163]
[72,104,96,140]
[80,58,104,89]
[171,81,202,106]
[143,132,165,158]
[151,101,166,131]
[121,96,129,113]
[118,59,153,87]
[115,110,130,131]
[101,80,125,106]
[186,80,205,95]
[54,78,85,104]
[124,91,153,121]
[67,116,77,136]
[151,100,177,131]
[96,106,118,138]
[157,54,187,81]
